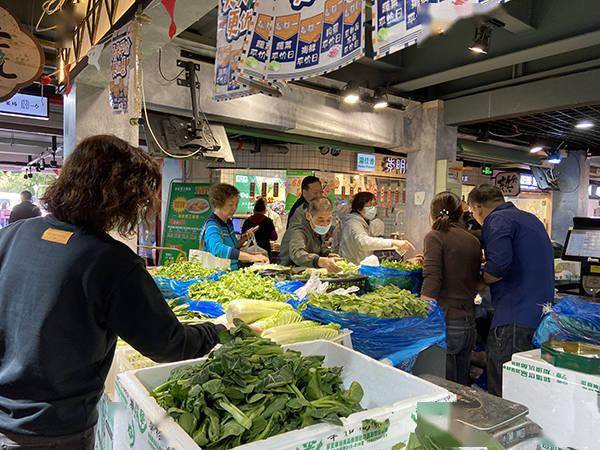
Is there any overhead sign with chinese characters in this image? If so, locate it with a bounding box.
[381,155,407,174]
[0,7,44,102]
[495,171,521,196]
[0,93,48,119]
[239,0,365,83]
[214,0,258,101]
[356,153,376,172]
[372,0,510,59]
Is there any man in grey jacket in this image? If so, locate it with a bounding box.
[279,198,341,273]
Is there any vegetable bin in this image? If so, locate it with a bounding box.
[115,340,453,450]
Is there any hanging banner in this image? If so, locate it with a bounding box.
[240,0,365,82]
[373,0,510,59]
[160,182,212,265]
[109,31,132,113]
[214,0,258,101]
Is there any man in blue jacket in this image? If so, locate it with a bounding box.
[468,184,554,396]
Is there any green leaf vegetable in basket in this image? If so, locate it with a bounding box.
[152,321,363,449]
[154,261,218,281]
[380,259,423,272]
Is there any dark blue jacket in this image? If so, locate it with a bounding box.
[482,203,554,329]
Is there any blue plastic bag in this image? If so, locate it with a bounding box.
[152,271,225,299]
[300,300,447,369]
[187,300,225,318]
[533,296,600,347]
[275,280,305,296]
[359,265,423,294]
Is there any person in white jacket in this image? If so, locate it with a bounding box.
[338,192,413,264]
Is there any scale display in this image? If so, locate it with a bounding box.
[564,229,600,259]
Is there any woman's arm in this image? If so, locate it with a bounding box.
[350,219,394,252]
[204,220,239,260]
[421,232,443,300]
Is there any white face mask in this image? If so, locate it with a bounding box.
[364,206,378,221]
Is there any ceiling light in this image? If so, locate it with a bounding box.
[469,24,492,55]
[575,121,594,129]
[530,145,544,153]
[547,149,562,164]
[342,82,360,104]
[372,87,389,110]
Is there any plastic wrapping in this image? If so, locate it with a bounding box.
[152,271,225,299]
[533,296,600,347]
[299,300,447,370]
[359,265,423,294]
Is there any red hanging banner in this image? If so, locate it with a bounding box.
[161,0,177,39]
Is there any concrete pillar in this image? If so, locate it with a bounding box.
[405,101,458,251]
[63,82,140,251]
[63,82,139,159]
[551,150,590,244]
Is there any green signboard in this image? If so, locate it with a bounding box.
[285,170,314,211]
[234,174,256,214]
[160,182,211,265]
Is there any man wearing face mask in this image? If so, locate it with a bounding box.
[279,198,341,273]
[338,192,414,265]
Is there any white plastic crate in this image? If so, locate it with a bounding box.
[503,349,600,450]
[115,340,453,450]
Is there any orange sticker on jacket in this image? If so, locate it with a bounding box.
[42,228,74,245]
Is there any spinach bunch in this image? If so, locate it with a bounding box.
[155,261,217,281]
[307,286,430,318]
[188,269,288,306]
[380,259,423,272]
[152,321,363,449]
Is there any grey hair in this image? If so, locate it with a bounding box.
[308,197,332,215]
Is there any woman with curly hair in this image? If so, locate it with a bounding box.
[0,135,224,449]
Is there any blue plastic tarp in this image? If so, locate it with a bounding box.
[359,265,423,294]
[533,296,600,347]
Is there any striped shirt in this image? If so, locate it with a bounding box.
[202,213,240,270]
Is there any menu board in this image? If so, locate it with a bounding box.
[235,173,286,213]
[240,0,365,83]
[160,182,211,265]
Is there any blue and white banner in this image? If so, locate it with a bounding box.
[239,0,365,82]
[373,0,511,59]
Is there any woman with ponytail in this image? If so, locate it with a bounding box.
[421,191,482,385]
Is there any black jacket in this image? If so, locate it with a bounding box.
[0,216,222,436]
[8,201,41,224]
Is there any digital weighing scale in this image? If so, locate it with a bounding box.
[562,217,600,298]
[421,375,543,449]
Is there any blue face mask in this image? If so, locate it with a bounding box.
[312,223,331,236]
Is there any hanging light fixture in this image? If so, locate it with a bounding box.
[372,87,389,110]
[342,81,360,104]
[547,149,562,164]
[469,24,492,55]
[575,120,594,129]
[530,144,544,153]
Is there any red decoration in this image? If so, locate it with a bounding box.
[161,0,177,39]
[64,64,72,96]
[40,74,52,85]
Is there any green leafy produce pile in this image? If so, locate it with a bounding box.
[154,261,217,281]
[167,299,208,324]
[188,269,288,306]
[295,260,359,280]
[152,321,363,449]
[307,285,430,318]
[381,259,423,272]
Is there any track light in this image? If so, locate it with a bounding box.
[530,145,544,154]
[372,87,389,110]
[469,24,492,55]
[342,82,360,104]
[575,121,594,129]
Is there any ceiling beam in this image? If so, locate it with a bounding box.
[391,29,600,92]
[445,67,600,125]
[488,0,535,34]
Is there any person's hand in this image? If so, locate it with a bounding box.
[245,226,259,236]
[318,257,342,273]
[408,254,424,264]
[392,240,415,253]
[249,253,269,264]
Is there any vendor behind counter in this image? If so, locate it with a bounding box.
[279,197,341,273]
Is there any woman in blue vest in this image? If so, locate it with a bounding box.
[202,183,269,270]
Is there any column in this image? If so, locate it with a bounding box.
[405,101,458,252]
[63,82,140,250]
[551,150,590,245]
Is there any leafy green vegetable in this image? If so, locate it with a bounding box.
[167,298,208,323]
[307,286,430,318]
[154,261,217,281]
[295,260,359,280]
[152,321,363,449]
[381,259,423,272]
[188,269,288,307]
